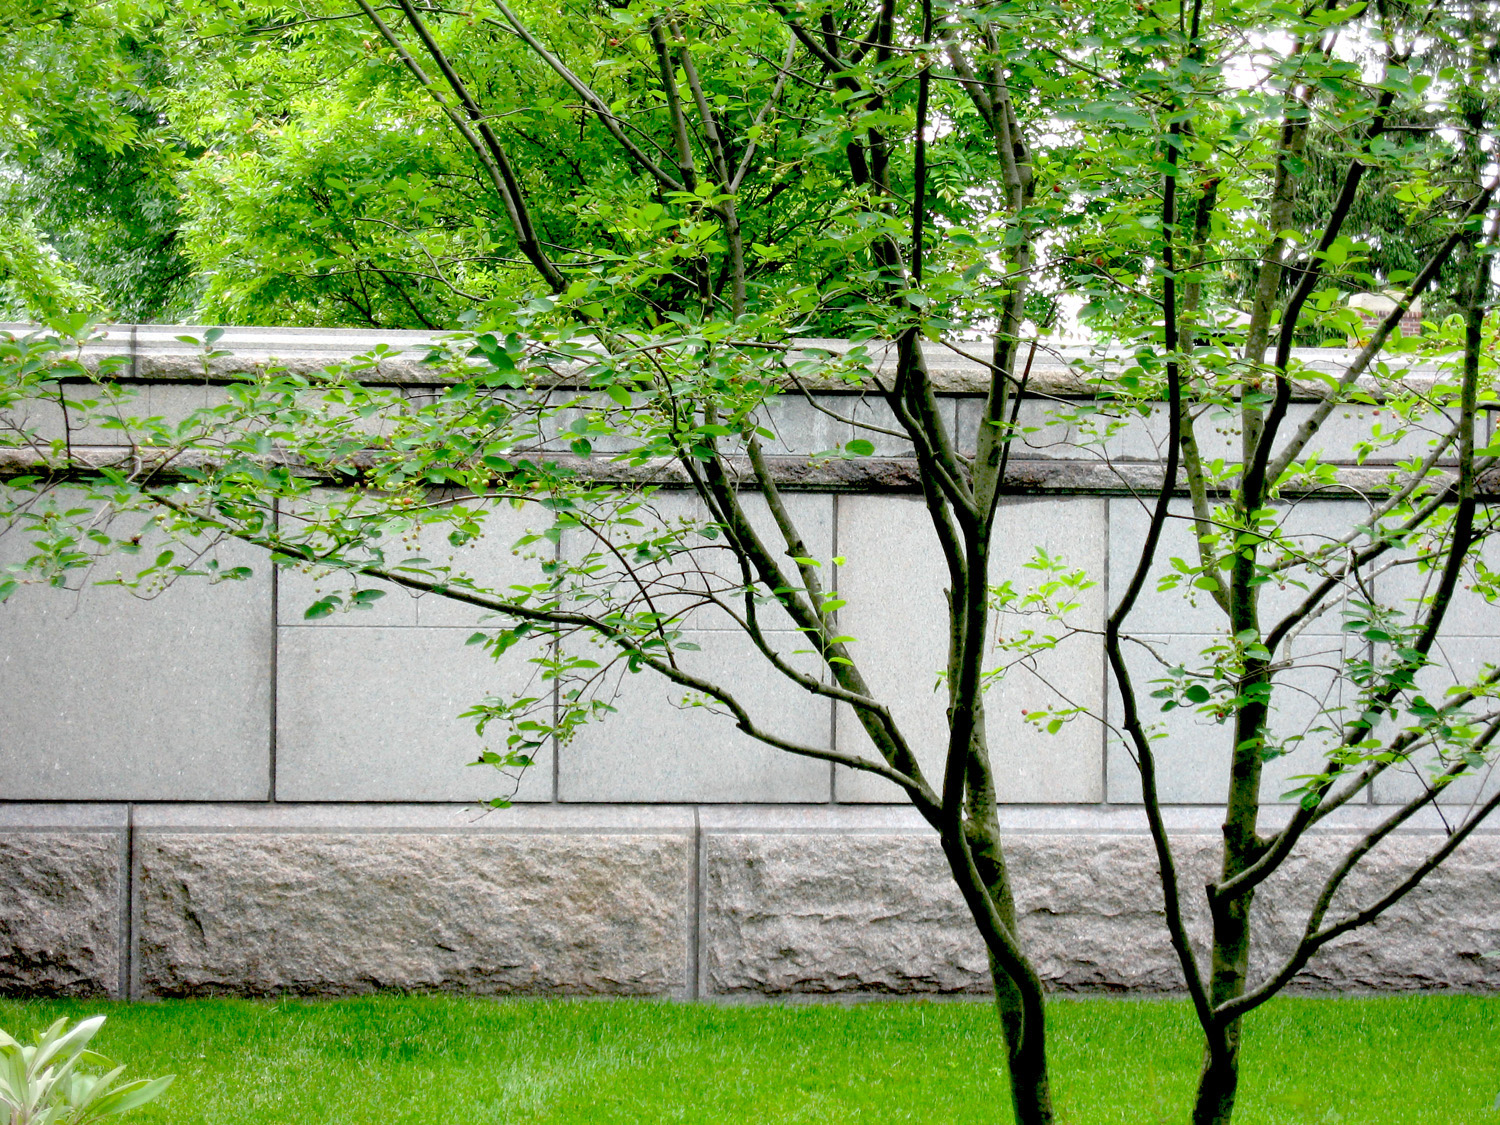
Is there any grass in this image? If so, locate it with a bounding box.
[2,994,1497,1123]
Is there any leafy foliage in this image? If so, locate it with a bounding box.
[0,1015,172,1125]
[0,2,194,321]
[3,1,1500,1123]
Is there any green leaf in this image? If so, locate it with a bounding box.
[304,595,341,620]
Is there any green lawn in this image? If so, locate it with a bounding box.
[3,994,1496,1123]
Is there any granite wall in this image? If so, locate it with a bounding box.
[2,324,1496,998]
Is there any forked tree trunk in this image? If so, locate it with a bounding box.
[956,797,1055,1125]
[1192,1036,1241,1125]
[992,958,1055,1125]
[1192,891,1251,1125]
[1192,912,1249,1125]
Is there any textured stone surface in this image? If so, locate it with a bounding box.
[704,832,988,993]
[275,628,554,802]
[559,628,833,802]
[0,834,121,997]
[136,831,691,997]
[0,523,271,800]
[835,494,1107,802]
[703,830,1500,995]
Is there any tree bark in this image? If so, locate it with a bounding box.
[1192,1036,1240,1125]
[989,944,1055,1125]
[961,743,1055,1125]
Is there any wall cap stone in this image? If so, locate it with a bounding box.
[2,322,1462,399]
[129,802,695,833]
[0,804,129,829]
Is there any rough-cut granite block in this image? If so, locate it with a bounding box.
[0,834,121,997]
[702,830,1500,995]
[136,831,691,997]
[704,831,987,994]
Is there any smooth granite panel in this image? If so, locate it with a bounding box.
[1375,510,1500,637]
[972,399,1461,465]
[0,832,122,997]
[136,830,691,997]
[557,490,834,634]
[276,627,553,802]
[703,827,1500,995]
[4,383,144,448]
[411,502,559,628]
[751,394,852,456]
[558,629,833,802]
[547,387,873,458]
[278,562,418,628]
[275,494,558,629]
[276,510,418,630]
[835,495,1107,802]
[526,390,918,459]
[1371,635,1500,806]
[550,390,650,455]
[831,493,948,802]
[846,396,918,457]
[0,521,271,800]
[2,381,233,449]
[1108,497,1381,637]
[1106,633,1367,804]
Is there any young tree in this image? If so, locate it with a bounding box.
[4,0,1499,1122]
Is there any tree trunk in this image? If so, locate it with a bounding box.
[960,788,1055,1125]
[1192,873,1252,1122]
[1192,1036,1240,1125]
[991,957,1055,1125]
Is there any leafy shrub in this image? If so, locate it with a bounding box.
[0,1015,172,1125]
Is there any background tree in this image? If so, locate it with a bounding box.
[0,1,194,321]
[4,0,1500,1123]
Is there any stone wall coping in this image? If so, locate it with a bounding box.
[700,803,1498,835]
[2,801,1484,836]
[0,804,129,829]
[699,805,933,832]
[2,322,1458,398]
[7,446,1492,498]
[128,802,695,833]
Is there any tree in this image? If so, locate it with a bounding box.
[0,1,194,322]
[4,0,1499,1122]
